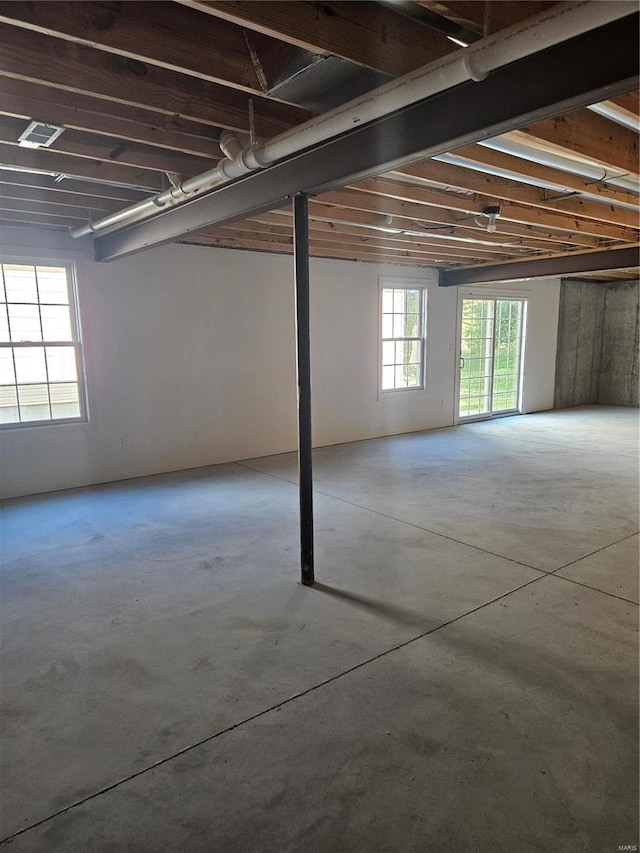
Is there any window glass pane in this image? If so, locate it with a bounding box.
[0,350,15,384]
[3,265,38,303]
[382,290,393,312]
[46,346,78,382]
[8,303,42,342]
[394,365,406,387]
[41,304,73,341]
[403,313,419,336]
[14,347,47,383]
[405,289,420,314]
[36,267,69,304]
[50,382,80,419]
[393,290,405,312]
[382,341,395,366]
[0,385,18,423]
[382,314,393,337]
[0,304,9,342]
[406,365,420,387]
[392,314,405,337]
[18,383,50,421]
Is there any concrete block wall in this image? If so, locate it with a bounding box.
[554,278,639,409]
[598,280,640,406]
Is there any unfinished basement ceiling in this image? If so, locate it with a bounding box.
[0,1,637,279]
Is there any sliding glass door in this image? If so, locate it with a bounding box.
[458,297,525,421]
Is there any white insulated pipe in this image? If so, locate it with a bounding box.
[588,101,640,132]
[479,137,640,193]
[435,152,640,211]
[70,1,636,240]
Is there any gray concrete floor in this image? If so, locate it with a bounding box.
[1,405,638,852]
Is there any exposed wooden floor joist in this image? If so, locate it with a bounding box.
[0,0,636,277]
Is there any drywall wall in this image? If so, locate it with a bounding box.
[0,225,560,498]
[554,278,639,408]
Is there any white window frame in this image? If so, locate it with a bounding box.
[0,258,89,429]
[379,277,428,394]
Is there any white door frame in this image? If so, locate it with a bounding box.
[453,287,529,426]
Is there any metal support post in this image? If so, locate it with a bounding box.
[293,193,314,586]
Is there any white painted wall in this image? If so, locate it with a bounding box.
[0,226,560,498]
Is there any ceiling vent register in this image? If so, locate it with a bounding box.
[18,121,65,149]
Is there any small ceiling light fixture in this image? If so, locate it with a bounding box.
[18,121,65,149]
[447,35,469,48]
[479,205,501,233]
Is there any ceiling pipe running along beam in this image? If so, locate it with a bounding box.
[480,137,640,193]
[69,1,636,241]
[587,101,640,132]
[94,15,639,261]
[433,153,640,212]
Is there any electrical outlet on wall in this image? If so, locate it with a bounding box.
[121,437,129,449]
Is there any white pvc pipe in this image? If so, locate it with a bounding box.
[588,101,640,132]
[480,137,640,193]
[70,0,636,239]
[434,153,640,211]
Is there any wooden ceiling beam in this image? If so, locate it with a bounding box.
[252,217,517,255]
[611,91,640,116]
[338,181,637,244]
[0,1,283,98]
[299,204,572,252]
[414,1,555,35]
[0,170,151,201]
[0,79,220,158]
[0,198,110,219]
[191,230,453,263]
[514,108,640,176]
[0,184,124,212]
[0,116,216,176]
[182,236,435,266]
[0,23,310,137]
[445,144,640,207]
[0,210,85,227]
[0,145,162,190]
[242,213,534,257]
[316,189,604,248]
[564,269,639,281]
[393,159,639,227]
[299,198,594,249]
[223,219,510,260]
[177,0,454,76]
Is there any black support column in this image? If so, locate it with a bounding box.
[293,193,314,586]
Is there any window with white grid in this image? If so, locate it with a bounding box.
[0,261,87,427]
[381,283,426,391]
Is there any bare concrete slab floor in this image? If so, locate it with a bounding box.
[1,407,638,851]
